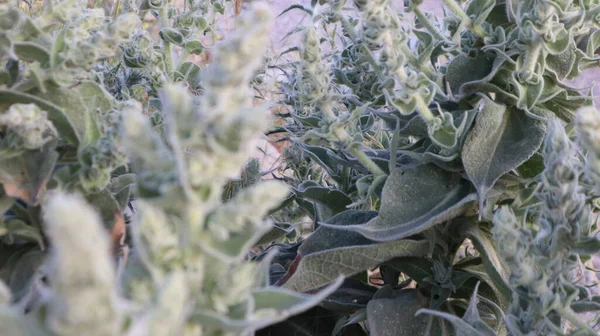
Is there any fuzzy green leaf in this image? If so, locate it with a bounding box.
[545,46,577,80]
[445,53,494,94]
[461,97,545,209]
[283,240,430,292]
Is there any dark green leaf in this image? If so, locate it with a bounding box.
[367,289,446,336]
[283,240,430,292]
[298,210,377,257]
[322,164,476,241]
[295,182,352,217]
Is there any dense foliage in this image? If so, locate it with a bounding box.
[0,0,599,335]
[263,0,600,335]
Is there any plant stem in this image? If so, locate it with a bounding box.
[519,37,542,82]
[441,0,486,37]
[349,146,386,176]
[412,4,447,43]
[176,49,191,70]
[413,94,435,123]
[556,306,597,335]
[159,6,174,81]
[321,104,385,176]
[339,15,358,41]
[111,0,121,19]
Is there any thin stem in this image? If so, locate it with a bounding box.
[556,307,597,335]
[350,146,386,176]
[159,6,174,81]
[321,104,385,176]
[176,49,191,70]
[339,15,358,41]
[413,94,435,123]
[412,4,448,43]
[111,0,121,19]
[519,37,542,82]
[441,0,486,37]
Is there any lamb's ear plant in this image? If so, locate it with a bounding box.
[264,0,600,334]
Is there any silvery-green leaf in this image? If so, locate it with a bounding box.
[586,30,600,57]
[543,27,571,55]
[445,53,494,94]
[75,81,114,148]
[367,289,447,336]
[545,46,577,80]
[461,97,545,210]
[174,62,202,92]
[514,152,544,179]
[108,174,135,211]
[283,240,430,292]
[571,298,600,313]
[85,190,121,231]
[511,64,545,110]
[320,278,377,312]
[321,164,476,242]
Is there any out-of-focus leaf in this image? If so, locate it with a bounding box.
[255,222,296,246]
[0,219,44,249]
[0,90,78,144]
[0,142,59,205]
[192,277,343,334]
[12,42,50,63]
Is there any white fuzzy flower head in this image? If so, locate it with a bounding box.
[576,106,600,155]
[42,191,118,336]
